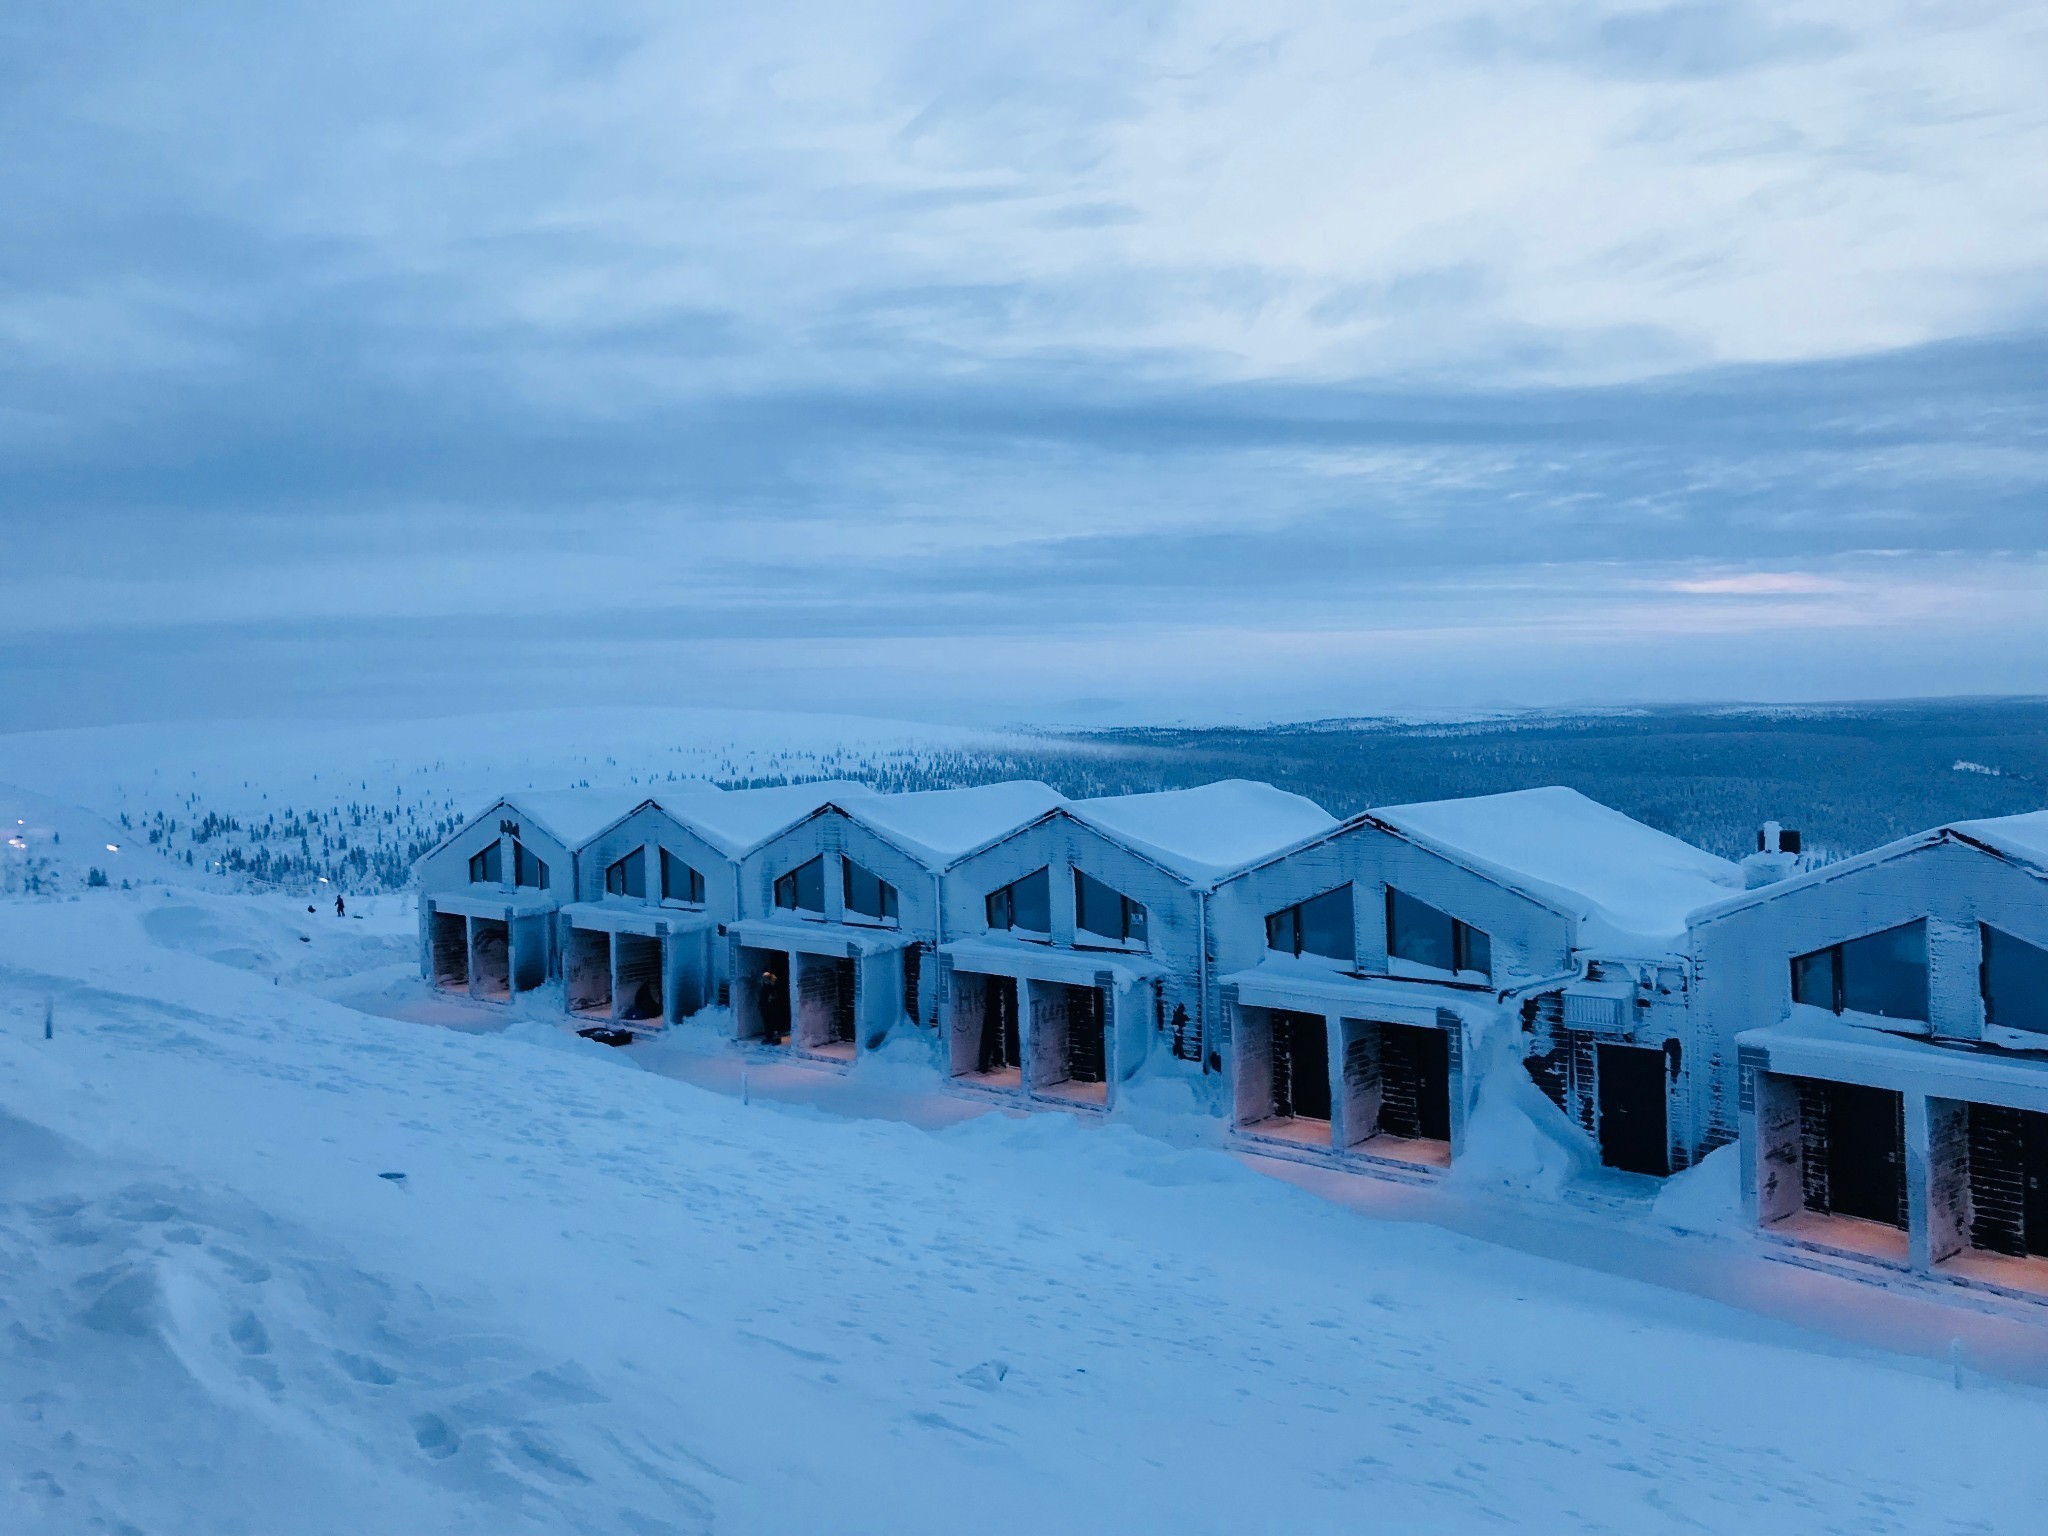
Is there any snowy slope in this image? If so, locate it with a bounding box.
[4,887,2045,1534]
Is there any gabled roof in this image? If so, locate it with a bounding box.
[1367,787,1742,952]
[661,781,874,858]
[1068,781,1339,887]
[1691,807,2048,925]
[499,787,665,849]
[844,781,1067,869]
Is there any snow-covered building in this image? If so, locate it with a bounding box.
[730,782,1065,1067]
[939,782,1337,1111]
[415,789,643,1004]
[1692,812,2048,1297]
[1210,788,1743,1178]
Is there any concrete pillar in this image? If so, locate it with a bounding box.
[1441,1008,1470,1158]
[1749,1062,1805,1228]
[1928,919,1983,1041]
[1922,1095,1971,1268]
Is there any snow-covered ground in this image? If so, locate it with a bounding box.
[5,879,2048,1534]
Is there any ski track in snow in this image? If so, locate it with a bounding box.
[2,889,2046,1534]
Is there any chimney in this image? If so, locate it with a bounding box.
[1742,821,1801,888]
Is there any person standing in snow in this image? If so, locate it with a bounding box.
[335,893,346,918]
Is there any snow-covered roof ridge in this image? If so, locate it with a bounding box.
[1068,780,1339,886]
[656,780,876,858]
[1946,809,2048,872]
[1367,786,1743,953]
[842,781,1068,869]
[1691,806,2048,924]
[498,786,671,850]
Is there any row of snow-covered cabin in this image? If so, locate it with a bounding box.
[416,780,2048,1302]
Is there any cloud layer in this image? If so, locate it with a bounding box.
[2,0,2045,725]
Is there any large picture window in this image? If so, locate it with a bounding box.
[842,859,899,923]
[774,856,826,913]
[1075,869,1147,945]
[513,840,548,890]
[1982,924,2048,1035]
[1267,885,1354,962]
[1386,887,1490,980]
[661,849,706,905]
[986,867,1051,932]
[604,848,645,899]
[1791,920,1928,1021]
[468,841,501,884]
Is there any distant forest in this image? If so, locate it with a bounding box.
[861,698,2048,862]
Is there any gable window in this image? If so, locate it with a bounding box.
[468,841,502,884]
[1792,921,1928,1021]
[774,855,826,913]
[661,849,706,906]
[1267,884,1355,963]
[513,840,548,890]
[1982,925,2048,1035]
[605,848,646,899]
[842,859,899,923]
[1075,869,1147,945]
[1386,887,1491,980]
[986,867,1052,933]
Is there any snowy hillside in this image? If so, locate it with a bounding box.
[5,882,2047,1534]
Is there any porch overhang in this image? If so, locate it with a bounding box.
[942,936,1161,988]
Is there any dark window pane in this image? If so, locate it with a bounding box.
[1266,906,1299,954]
[1076,869,1139,941]
[1011,868,1050,931]
[986,885,1012,929]
[843,859,897,921]
[1984,925,2048,1034]
[514,841,548,890]
[606,849,645,899]
[469,841,501,884]
[1387,887,1456,972]
[1457,921,1491,980]
[1298,885,1354,962]
[1791,947,1837,1009]
[1839,921,1928,1020]
[661,850,704,904]
[775,856,825,912]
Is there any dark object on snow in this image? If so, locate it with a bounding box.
[577,1026,636,1048]
[335,894,346,917]
[44,997,53,1040]
[306,904,316,914]
[378,1171,406,1182]
[298,934,310,943]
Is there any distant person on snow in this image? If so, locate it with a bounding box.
[335,893,346,918]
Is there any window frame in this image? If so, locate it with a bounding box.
[604,847,646,900]
[660,848,706,908]
[773,855,827,915]
[841,857,900,926]
[1790,920,1929,1023]
[1265,883,1355,964]
[468,840,502,885]
[986,866,1052,936]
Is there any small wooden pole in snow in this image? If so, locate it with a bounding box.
[741,1068,750,1107]
[44,996,53,1039]
[1951,1338,1965,1390]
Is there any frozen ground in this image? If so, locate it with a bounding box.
[5,880,2048,1534]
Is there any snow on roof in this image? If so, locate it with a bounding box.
[1948,809,2048,872]
[1069,781,1338,886]
[500,787,662,849]
[848,781,1067,867]
[657,781,873,857]
[1370,786,1743,952]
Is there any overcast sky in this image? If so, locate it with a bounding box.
[4,0,2046,727]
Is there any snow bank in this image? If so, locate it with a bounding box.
[1444,1022,1598,1201]
[1652,1144,1747,1237]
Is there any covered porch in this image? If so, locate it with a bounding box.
[728,919,910,1067]
[1223,965,1479,1177]
[557,903,715,1034]
[939,938,1158,1111]
[1742,1016,2048,1299]
[421,890,556,1004]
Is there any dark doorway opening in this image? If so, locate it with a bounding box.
[614,932,664,1024]
[1967,1104,2048,1259]
[746,948,791,1045]
[471,918,511,1002]
[1272,1010,1331,1122]
[1378,1022,1450,1142]
[795,954,857,1057]
[1596,1043,1669,1176]
[432,912,468,990]
[1033,981,1109,1105]
[567,927,612,1017]
[980,976,1021,1075]
[1800,1079,1906,1227]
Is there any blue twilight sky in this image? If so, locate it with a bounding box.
[2,0,2045,727]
